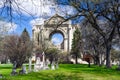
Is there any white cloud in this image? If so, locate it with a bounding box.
[51,33,64,45]
[0,0,54,16]
[51,37,61,45]
[30,18,45,26]
[0,21,17,34]
[0,0,75,17]
[0,0,76,30]
[0,0,4,8]
[13,0,54,17]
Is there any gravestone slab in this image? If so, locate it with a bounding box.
[19,65,27,74]
[34,57,41,72]
[51,62,55,70]
[44,60,50,70]
[55,62,59,69]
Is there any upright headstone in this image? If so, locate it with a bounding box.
[34,57,41,72]
[116,59,120,70]
[19,65,27,74]
[44,59,50,70]
[22,65,27,74]
[55,62,59,69]
[11,61,17,76]
[7,59,11,64]
[29,57,32,72]
[51,61,55,70]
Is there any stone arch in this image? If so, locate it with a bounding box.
[49,29,65,50]
[32,14,76,52]
[49,30,64,40]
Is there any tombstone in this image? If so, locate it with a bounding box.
[0,74,2,78]
[34,57,41,72]
[44,59,50,70]
[19,65,27,74]
[55,62,59,69]
[11,61,17,76]
[51,61,55,70]
[7,59,11,64]
[116,59,120,70]
[28,57,32,72]
[40,61,44,69]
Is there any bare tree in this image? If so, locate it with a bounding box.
[4,34,32,68]
[0,37,7,63]
[55,0,120,68]
[81,21,106,66]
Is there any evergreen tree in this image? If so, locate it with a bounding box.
[71,28,82,64]
[21,28,30,43]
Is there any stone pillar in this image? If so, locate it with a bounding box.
[64,38,68,52]
[67,26,71,53]
[42,52,45,69]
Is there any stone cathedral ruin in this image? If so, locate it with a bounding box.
[32,14,77,52]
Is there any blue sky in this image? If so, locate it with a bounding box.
[0,0,82,46]
[51,33,63,45]
[0,0,53,37]
[0,0,75,44]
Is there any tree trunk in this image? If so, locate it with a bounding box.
[105,42,111,68]
[88,59,90,67]
[75,54,78,64]
[96,56,100,65]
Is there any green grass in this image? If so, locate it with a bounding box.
[0,64,120,80]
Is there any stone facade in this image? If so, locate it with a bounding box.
[32,14,77,52]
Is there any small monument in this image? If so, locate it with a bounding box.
[55,62,59,69]
[19,65,27,74]
[34,52,50,71]
[34,57,41,72]
[116,59,120,70]
[28,57,32,72]
[44,59,50,70]
[7,59,11,64]
[11,61,17,76]
[51,61,55,70]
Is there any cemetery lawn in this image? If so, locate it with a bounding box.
[0,64,120,80]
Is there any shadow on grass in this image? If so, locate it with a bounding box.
[60,64,120,75]
[1,71,84,80]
